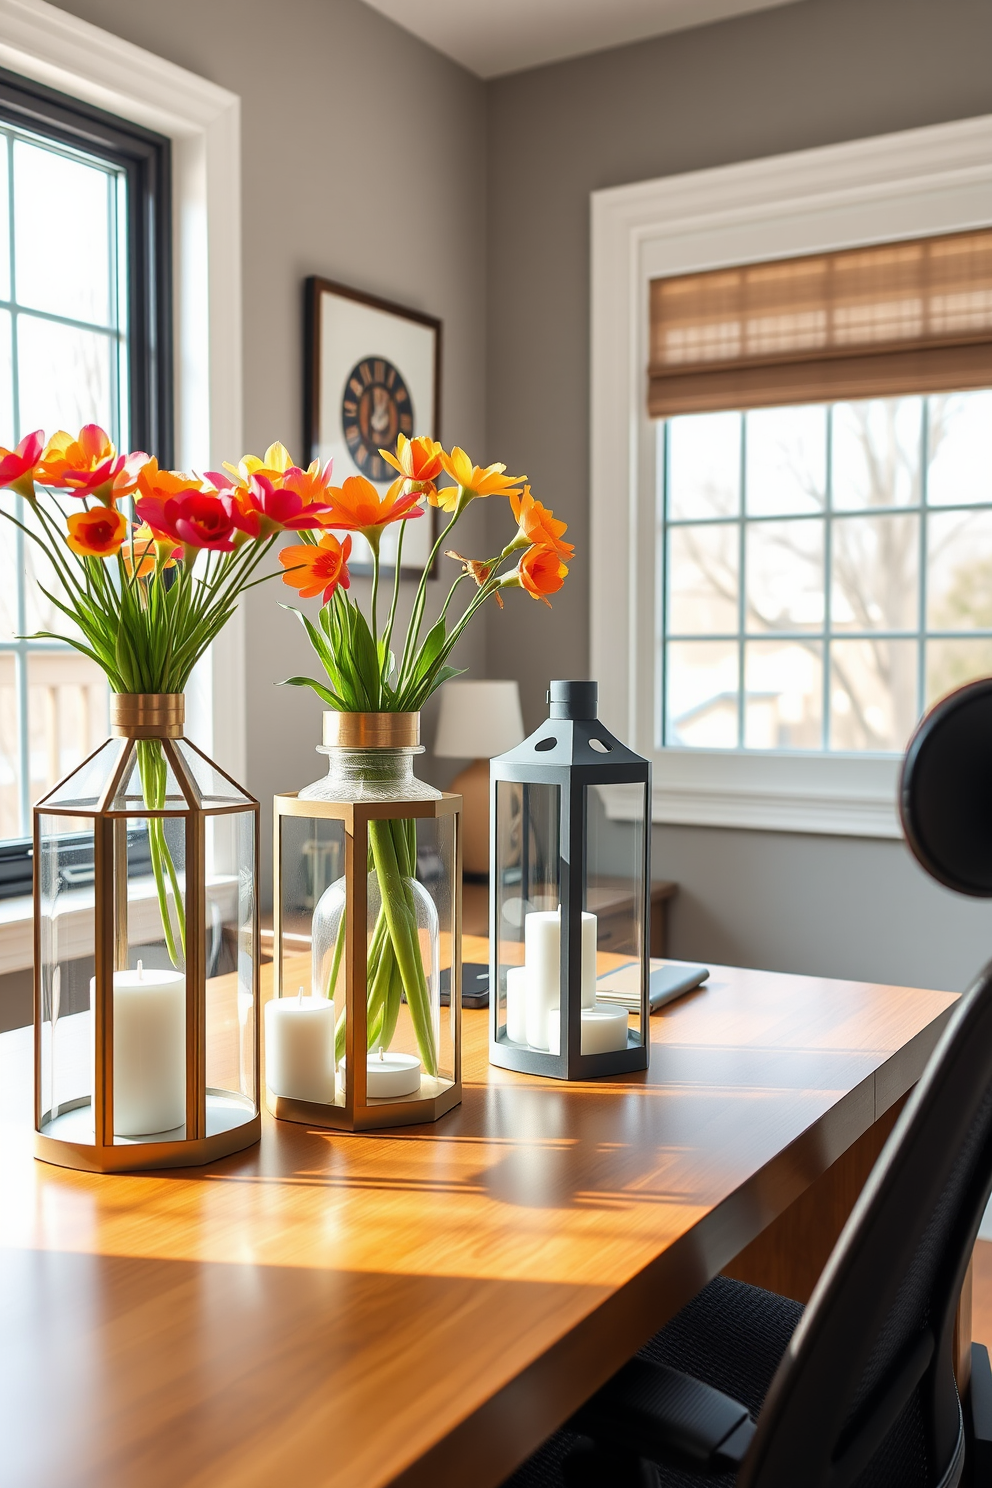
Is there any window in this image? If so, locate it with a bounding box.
[659,389,992,755]
[0,68,170,852]
[591,114,992,836]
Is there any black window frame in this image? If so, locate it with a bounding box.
[0,68,173,896]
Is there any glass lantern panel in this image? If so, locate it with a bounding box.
[36,812,96,1143]
[283,811,346,1107]
[175,740,254,807]
[494,780,561,1052]
[204,809,257,1130]
[110,740,194,813]
[583,783,648,1053]
[111,812,188,1143]
[416,812,456,1088]
[41,737,124,810]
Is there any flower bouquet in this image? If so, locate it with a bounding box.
[0,423,335,962]
[277,434,572,1081]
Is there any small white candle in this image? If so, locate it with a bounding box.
[524,908,599,1048]
[265,990,336,1105]
[505,966,530,1043]
[92,960,186,1136]
[547,1001,628,1056]
[342,1049,422,1099]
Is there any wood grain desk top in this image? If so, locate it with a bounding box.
[0,944,958,1488]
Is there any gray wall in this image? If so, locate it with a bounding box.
[58,0,490,895]
[485,0,992,990]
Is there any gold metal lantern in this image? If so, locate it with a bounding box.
[269,711,462,1132]
[33,693,261,1172]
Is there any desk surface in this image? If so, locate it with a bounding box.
[0,943,957,1488]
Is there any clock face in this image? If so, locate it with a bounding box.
[341,356,415,482]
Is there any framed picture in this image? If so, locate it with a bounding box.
[304,276,442,577]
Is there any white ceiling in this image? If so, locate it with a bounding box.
[360,0,807,79]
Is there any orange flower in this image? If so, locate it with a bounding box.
[500,544,569,607]
[65,505,128,558]
[380,434,444,497]
[279,533,352,603]
[320,474,424,545]
[136,458,206,506]
[123,523,180,577]
[38,425,129,503]
[508,486,574,561]
[280,458,334,507]
[434,446,525,511]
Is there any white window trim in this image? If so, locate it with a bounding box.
[0,0,245,781]
[590,114,992,839]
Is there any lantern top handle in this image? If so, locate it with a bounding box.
[547,680,598,720]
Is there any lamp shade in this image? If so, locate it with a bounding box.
[434,680,525,759]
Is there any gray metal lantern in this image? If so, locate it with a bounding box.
[489,679,651,1080]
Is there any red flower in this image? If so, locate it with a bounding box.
[232,473,332,538]
[0,430,44,498]
[38,424,130,503]
[279,533,353,602]
[136,489,241,551]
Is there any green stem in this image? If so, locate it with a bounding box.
[368,817,438,1076]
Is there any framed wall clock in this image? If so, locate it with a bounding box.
[304,276,442,577]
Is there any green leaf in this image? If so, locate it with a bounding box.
[280,676,345,707]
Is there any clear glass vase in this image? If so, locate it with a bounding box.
[307,745,442,1083]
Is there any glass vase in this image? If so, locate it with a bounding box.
[269,712,461,1131]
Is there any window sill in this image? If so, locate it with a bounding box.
[0,876,240,977]
[600,750,902,838]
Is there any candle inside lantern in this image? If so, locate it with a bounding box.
[505,965,530,1043]
[341,1048,422,1099]
[547,1001,628,1056]
[265,989,336,1105]
[523,908,598,1049]
[91,960,186,1136]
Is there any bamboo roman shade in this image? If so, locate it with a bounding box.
[648,228,992,417]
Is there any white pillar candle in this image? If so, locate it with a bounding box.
[342,1050,421,1099]
[505,966,530,1043]
[92,961,186,1137]
[547,1001,628,1056]
[523,908,599,1048]
[265,991,336,1105]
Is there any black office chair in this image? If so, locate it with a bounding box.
[504,677,992,1488]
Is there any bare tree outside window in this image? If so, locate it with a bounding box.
[659,389,992,753]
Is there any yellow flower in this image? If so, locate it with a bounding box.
[434,446,526,511]
[222,441,295,489]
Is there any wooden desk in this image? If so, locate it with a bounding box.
[0,947,957,1488]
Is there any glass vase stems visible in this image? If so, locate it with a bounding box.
[325,816,438,1078]
[136,739,186,968]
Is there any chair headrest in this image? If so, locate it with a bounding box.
[900,677,992,898]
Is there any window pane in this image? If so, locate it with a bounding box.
[17,315,112,436]
[927,510,992,631]
[665,641,738,748]
[0,651,16,837]
[744,640,822,749]
[926,639,992,706]
[0,139,9,303]
[667,523,738,634]
[28,651,108,803]
[746,518,824,631]
[832,398,923,510]
[667,411,741,519]
[745,405,826,515]
[831,513,919,631]
[927,392,992,507]
[0,512,17,641]
[14,139,111,325]
[0,307,13,445]
[829,638,917,752]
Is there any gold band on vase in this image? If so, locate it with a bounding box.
[111,693,185,739]
[322,711,420,748]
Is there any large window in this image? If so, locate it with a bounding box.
[659,390,992,755]
[0,69,170,847]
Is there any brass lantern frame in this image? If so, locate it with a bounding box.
[270,791,462,1132]
[33,695,261,1173]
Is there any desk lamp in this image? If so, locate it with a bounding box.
[434,680,525,878]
